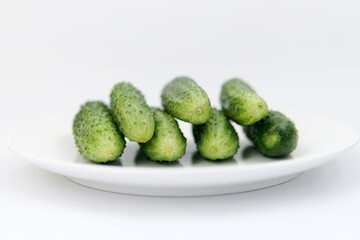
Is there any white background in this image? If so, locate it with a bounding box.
[1,0,360,239]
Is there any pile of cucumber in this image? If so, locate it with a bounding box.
[73,77,298,163]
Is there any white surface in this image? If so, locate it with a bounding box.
[1,0,360,239]
[7,112,359,196]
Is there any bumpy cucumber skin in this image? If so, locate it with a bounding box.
[244,111,298,157]
[73,101,126,163]
[221,78,268,126]
[140,108,187,162]
[193,108,239,160]
[110,82,155,142]
[161,76,211,124]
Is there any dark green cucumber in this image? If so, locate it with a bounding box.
[161,76,211,124]
[193,108,239,160]
[73,101,126,163]
[244,111,298,157]
[140,108,187,162]
[110,82,155,142]
[221,78,268,126]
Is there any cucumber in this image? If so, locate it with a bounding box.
[221,78,268,126]
[192,108,239,160]
[161,76,211,124]
[244,111,298,157]
[140,108,186,162]
[135,148,182,167]
[110,82,155,142]
[73,101,126,163]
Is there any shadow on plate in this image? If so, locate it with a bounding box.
[241,146,293,162]
[191,151,237,166]
[102,158,123,166]
[74,154,123,166]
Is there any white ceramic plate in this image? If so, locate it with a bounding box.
[8,112,359,197]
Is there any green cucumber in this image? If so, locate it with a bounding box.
[244,111,298,157]
[140,108,186,162]
[193,108,239,160]
[221,78,268,126]
[73,101,126,163]
[161,76,211,124]
[110,82,155,142]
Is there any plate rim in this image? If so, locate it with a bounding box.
[7,111,360,176]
